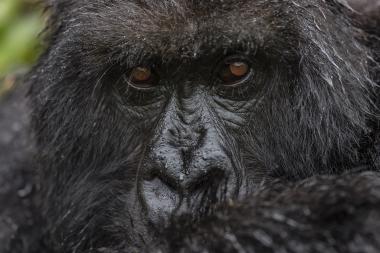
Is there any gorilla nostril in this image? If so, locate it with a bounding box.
[142,170,156,182]
[186,167,227,193]
[141,177,179,226]
[143,166,229,194]
[143,170,181,192]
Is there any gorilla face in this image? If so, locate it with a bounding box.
[29,0,375,251]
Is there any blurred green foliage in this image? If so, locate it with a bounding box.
[0,0,44,85]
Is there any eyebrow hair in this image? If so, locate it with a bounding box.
[64,0,298,70]
[107,35,262,69]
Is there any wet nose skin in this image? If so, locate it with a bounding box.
[144,128,233,193]
[138,94,239,224]
[140,129,236,225]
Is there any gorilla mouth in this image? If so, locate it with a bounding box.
[139,167,240,225]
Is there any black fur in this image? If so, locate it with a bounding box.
[155,172,380,253]
[0,0,379,252]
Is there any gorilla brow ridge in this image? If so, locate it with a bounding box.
[49,0,301,66]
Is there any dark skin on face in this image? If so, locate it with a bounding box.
[28,0,377,251]
[130,55,253,225]
[122,50,256,226]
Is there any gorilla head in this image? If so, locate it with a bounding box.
[28,0,377,251]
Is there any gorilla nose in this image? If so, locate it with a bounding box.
[143,149,233,194]
[144,162,231,195]
[139,100,241,221]
[140,146,237,224]
[139,131,240,228]
[141,123,238,196]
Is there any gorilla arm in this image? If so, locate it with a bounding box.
[155,172,380,253]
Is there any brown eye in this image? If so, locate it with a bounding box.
[127,66,158,89]
[229,62,249,77]
[219,60,252,86]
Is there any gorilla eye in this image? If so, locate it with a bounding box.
[218,59,252,86]
[127,66,159,90]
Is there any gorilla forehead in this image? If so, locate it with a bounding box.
[62,0,299,60]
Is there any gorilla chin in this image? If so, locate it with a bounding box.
[1,0,379,253]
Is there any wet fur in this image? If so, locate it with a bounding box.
[1,0,379,252]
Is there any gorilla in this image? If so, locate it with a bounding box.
[0,0,379,252]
